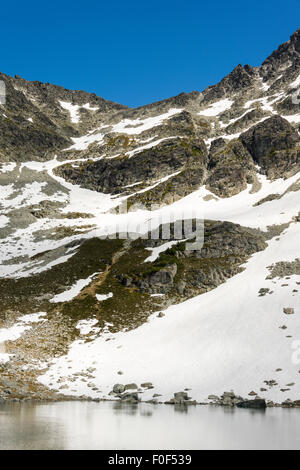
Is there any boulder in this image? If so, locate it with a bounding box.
[240,116,300,179]
[236,399,266,409]
[174,391,190,400]
[283,307,295,315]
[120,392,139,402]
[124,383,138,391]
[208,394,220,401]
[113,383,125,394]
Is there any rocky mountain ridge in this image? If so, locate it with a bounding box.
[0,29,299,405]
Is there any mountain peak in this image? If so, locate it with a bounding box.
[290,27,300,49]
[202,63,257,103]
[261,28,300,79]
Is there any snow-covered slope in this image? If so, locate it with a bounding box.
[0,28,300,404]
[39,221,300,404]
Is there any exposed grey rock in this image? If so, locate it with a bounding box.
[261,29,300,80]
[174,391,191,400]
[117,220,266,298]
[124,383,138,391]
[141,382,153,388]
[120,392,139,402]
[267,259,300,279]
[57,137,208,197]
[236,399,267,409]
[283,308,295,315]
[240,116,300,180]
[176,280,186,295]
[0,71,127,162]
[207,139,256,197]
[157,312,165,318]
[113,383,125,394]
[208,394,220,401]
[259,288,270,296]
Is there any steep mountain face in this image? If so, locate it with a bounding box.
[0,72,128,161]
[240,115,300,179]
[261,29,300,79]
[0,29,300,406]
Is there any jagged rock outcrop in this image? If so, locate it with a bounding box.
[236,399,267,409]
[240,115,300,179]
[0,72,127,161]
[116,220,267,296]
[135,90,203,114]
[224,108,268,135]
[261,28,300,80]
[56,137,208,195]
[207,138,256,197]
[202,64,258,103]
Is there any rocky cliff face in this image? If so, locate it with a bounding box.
[261,29,300,79]
[1,29,299,197]
[0,29,300,404]
[43,28,299,201]
[0,72,127,161]
[240,115,300,179]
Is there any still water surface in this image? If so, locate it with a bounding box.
[0,401,299,450]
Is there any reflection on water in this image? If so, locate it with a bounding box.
[0,401,299,450]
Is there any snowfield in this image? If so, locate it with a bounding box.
[0,153,299,279]
[27,154,299,402]
[38,222,300,403]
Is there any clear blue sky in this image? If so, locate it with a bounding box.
[1,0,299,107]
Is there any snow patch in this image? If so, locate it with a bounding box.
[0,312,47,362]
[244,93,285,113]
[0,215,9,228]
[260,78,270,91]
[76,319,99,335]
[50,273,99,303]
[67,108,183,151]
[220,108,255,128]
[0,163,16,173]
[144,240,184,263]
[125,136,179,158]
[290,74,300,89]
[18,312,47,323]
[96,293,113,301]
[59,101,99,124]
[283,114,300,124]
[199,99,233,117]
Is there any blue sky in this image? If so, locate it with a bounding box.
[1,1,299,107]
